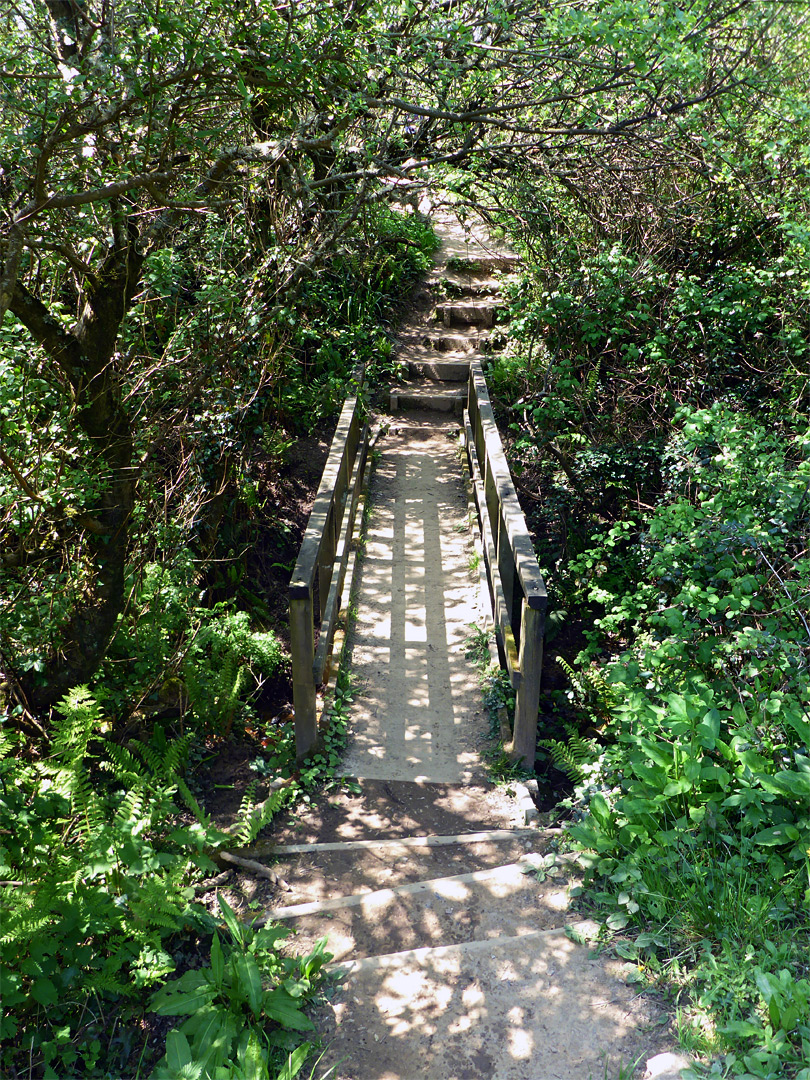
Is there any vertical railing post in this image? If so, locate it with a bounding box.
[511,600,545,767]
[289,590,318,760]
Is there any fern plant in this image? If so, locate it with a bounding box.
[557,656,618,724]
[184,610,283,737]
[538,723,600,783]
[0,688,223,1078]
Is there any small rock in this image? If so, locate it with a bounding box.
[644,1052,693,1079]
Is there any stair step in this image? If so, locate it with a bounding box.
[264,855,582,961]
[407,359,469,382]
[426,273,513,297]
[272,827,540,855]
[255,829,554,911]
[446,254,522,274]
[391,387,466,414]
[311,919,671,1080]
[436,301,504,329]
[420,333,477,353]
[262,779,528,848]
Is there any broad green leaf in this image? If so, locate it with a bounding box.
[276,1042,313,1080]
[263,988,316,1031]
[30,977,58,1006]
[237,1029,270,1079]
[210,931,224,988]
[234,954,264,1019]
[606,911,629,930]
[150,970,217,1016]
[166,1030,193,1073]
[218,894,245,947]
[589,792,612,828]
[753,824,800,847]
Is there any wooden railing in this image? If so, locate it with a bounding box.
[288,380,369,760]
[464,358,548,766]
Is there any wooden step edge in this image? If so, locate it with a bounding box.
[272,826,555,856]
[262,854,547,921]
[330,919,601,975]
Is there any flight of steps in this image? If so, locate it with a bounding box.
[249,233,680,1076]
[389,254,520,418]
[252,778,672,1079]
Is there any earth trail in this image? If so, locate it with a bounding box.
[260,209,687,1080]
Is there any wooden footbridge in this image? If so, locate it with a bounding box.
[266,217,680,1079]
[288,225,547,774]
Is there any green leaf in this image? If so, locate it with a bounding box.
[30,977,58,1006]
[276,1042,313,1080]
[753,824,800,847]
[218,894,245,947]
[210,931,224,988]
[237,1030,270,1079]
[150,970,217,1016]
[606,911,629,930]
[234,954,263,1019]
[589,792,612,829]
[263,988,316,1031]
[166,1030,193,1073]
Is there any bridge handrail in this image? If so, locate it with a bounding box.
[289,376,369,759]
[465,357,547,766]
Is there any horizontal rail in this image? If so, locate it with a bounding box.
[289,377,369,760]
[465,357,547,766]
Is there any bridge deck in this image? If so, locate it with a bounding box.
[338,416,489,784]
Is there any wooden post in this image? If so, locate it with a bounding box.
[511,601,545,767]
[289,591,318,760]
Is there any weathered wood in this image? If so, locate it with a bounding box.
[290,593,318,759]
[512,603,545,766]
[465,361,547,764]
[468,361,547,609]
[289,392,362,596]
[464,411,521,688]
[313,424,369,684]
[289,372,368,761]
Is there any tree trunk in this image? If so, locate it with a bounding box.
[9,238,143,711]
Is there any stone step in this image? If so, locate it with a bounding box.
[391,386,467,414]
[421,333,478,353]
[426,272,513,298]
[264,854,582,962]
[435,301,504,330]
[253,829,548,909]
[262,779,529,848]
[310,920,672,1080]
[407,359,470,382]
[446,253,522,274]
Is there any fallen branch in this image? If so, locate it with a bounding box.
[214,851,291,891]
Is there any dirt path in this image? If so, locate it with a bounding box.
[255,211,688,1080]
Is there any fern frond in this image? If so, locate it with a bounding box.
[557,657,618,719]
[175,776,209,826]
[235,786,288,847]
[101,743,144,785]
[114,787,146,830]
[130,739,166,776]
[161,733,192,777]
[53,686,101,764]
[538,724,600,783]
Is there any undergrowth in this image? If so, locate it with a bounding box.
[488,210,810,1077]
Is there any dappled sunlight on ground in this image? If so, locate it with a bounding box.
[338,425,488,784]
[316,925,664,1080]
